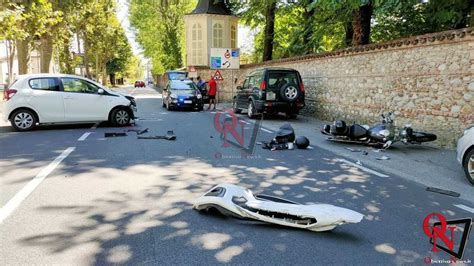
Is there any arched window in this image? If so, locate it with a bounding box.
[191,23,203,65]
[212,23,223,48]
[231,25,237,48]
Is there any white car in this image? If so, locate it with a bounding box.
[194,184,364,232]
[2,74,137,131]
[457,126,474,184]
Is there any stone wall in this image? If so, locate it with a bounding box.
[181,28,474,147]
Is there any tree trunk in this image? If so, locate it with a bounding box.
[17,39,30,74]
[262,1,276,61]
[83,38,91,78]
[109,73,115,86]
[101,64,107,85]
[39,37,53,73]
[7,41,15,85]
[351,2,373,46]
[344,20,354,47]
[62,43,73,74]
[302,3,315,54]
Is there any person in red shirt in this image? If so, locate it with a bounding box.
[207,76,217,110]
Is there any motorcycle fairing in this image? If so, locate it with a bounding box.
[194,184,364,232]
[348,124,368,139]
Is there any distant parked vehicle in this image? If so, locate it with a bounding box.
[134,80,146,88]
[162,79,203,111]
[233,68,305,119]
[2,74,136,131]
[457,126,474,184]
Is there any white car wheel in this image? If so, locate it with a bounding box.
[11,110,36,131]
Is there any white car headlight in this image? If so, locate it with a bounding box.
[380,129,390,137]
[170,93,177,98]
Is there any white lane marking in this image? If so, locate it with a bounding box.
[0,147,75,224]
[91,122,100,129]
[337,158,389,178]
[454,204,474,214]
[77,132,91,141]
[260,128,273,133]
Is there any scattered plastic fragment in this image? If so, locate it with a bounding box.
[194,184,364,232]
[362,151,369,155]
[137,130,176,140]
[104,132,127,137]
[375,156,390,160]
[345,147,361,152]
[426,187,460,197]
[356,160,362,165]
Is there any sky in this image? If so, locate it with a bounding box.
[115,0,256,63]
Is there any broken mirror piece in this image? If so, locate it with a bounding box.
[194,184,364,232]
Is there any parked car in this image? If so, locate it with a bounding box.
[134,80,146,88]
[2,74,137,131]
[166,71,188,81]
[457,126,474,184]
[233,68,305,119]
[162,79,203,111]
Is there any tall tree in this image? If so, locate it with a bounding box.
[262,1,277,61]
[351,1,372,45]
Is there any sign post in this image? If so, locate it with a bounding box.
[210,48,240,101]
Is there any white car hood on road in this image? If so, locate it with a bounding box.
[194,184,364,232]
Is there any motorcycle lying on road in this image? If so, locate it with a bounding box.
[320,113,437,148]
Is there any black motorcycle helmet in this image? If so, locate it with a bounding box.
[335,120,347,134]
[294,136,310,149]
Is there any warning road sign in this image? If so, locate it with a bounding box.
[213,70,224,81]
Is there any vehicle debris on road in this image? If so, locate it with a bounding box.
[262,124,310,150]
[127,128,149,135]
[137,130,176,140]
[104,132,127,137]
[194,184,364,232]
[426,187,460,197]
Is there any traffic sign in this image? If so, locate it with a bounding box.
[213,70,224,81]
[210,48,240,69]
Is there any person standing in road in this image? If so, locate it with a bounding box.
[207,76,217,110]
[196,76,205,90]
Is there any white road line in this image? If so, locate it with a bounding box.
[454,204,474,214]
[337,158,389,178]
[0,147,75,224]
[260,128,273,133]
[77,132,91,141]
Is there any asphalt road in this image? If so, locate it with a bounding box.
[0,86,472,265]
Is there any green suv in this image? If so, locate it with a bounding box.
[233,68,305,118]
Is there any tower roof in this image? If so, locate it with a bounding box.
[190,0,232,16]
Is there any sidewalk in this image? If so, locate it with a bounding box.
[216,103,473,203]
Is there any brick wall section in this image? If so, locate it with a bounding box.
[181,28,473,147]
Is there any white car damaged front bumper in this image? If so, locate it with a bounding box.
[194,184,364,232]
